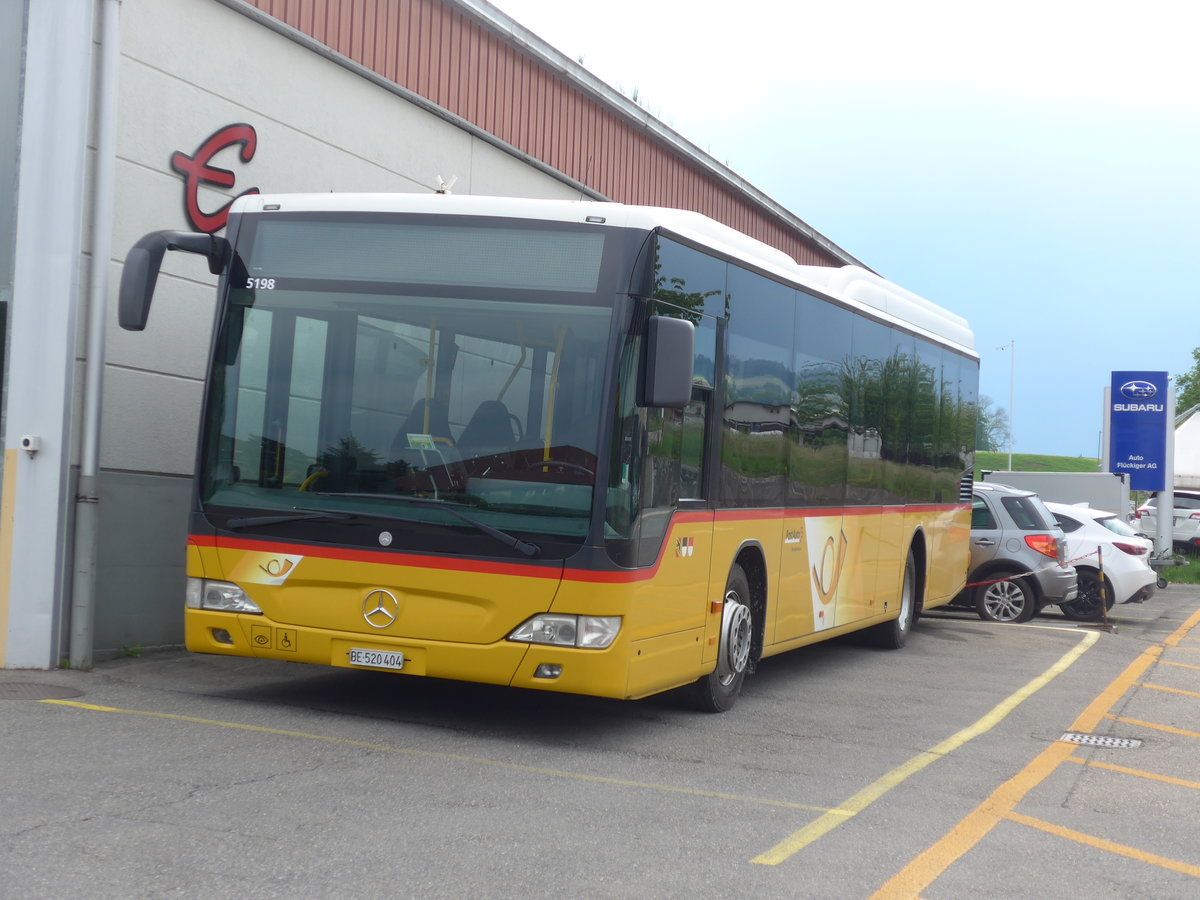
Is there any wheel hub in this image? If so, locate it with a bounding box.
[717,594,752,683]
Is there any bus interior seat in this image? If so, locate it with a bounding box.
[457,400,520,456]
[391,398,453,457]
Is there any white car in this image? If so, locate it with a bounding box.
[1045,501,1156,620]
[1133,489,1200,549]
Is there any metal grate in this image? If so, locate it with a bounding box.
[959,474,974,503]
[0,683,84,701]
[1060,732,1142,749]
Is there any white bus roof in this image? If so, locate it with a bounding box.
[232,193,976,355]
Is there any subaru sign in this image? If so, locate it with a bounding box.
[1108,370,1167,491]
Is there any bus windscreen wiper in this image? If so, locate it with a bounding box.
[224,509,356,530]
[315,492,541,558]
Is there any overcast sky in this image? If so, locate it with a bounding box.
[489,0,1200,458]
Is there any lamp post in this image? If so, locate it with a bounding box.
[998,340,1015,469]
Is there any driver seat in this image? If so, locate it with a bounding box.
[458,400,519,457]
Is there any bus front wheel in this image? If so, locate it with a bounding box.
[687,564,753,713]
[866,548,918,649]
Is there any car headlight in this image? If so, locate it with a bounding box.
[186,578,262,614]
[508,614,621,649]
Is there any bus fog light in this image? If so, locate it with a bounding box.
[186,577,262,614]
[508,614,621,648]
[211,628,234,644]
[534,663,563,679]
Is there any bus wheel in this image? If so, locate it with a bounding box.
[688,564,753,713]
[866,549,917,649]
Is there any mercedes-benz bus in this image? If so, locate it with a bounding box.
[118,194,978,711]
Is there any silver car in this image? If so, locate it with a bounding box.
[951,482,1078,623]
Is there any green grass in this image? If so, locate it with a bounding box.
[974,452,1101,479]
[1161,546,1200,585]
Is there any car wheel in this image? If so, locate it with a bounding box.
[1059,569,1115,621]
[975,571,1036,623]
[686,564,753,712]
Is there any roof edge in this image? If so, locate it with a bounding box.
[454,0,869,269]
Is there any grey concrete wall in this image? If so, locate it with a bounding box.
[94,470,192,653]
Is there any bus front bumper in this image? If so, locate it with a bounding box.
[185,608,641,699]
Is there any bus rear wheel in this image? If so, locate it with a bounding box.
[687,564,753,713]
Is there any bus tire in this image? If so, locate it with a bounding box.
[866,549,917,649]
[687,564,753,713]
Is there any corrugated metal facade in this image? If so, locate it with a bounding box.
[241,0,851,266]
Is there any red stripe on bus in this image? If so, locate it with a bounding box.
[190,534,563,580]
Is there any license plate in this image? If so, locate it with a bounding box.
[348,648,405,671]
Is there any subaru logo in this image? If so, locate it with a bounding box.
[1119,380,1157,400]
[362,589,399,629]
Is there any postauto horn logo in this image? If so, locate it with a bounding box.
[1119,380,1158,400]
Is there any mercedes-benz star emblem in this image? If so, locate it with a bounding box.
[362,589,400,629]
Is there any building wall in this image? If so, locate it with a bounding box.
[236,0,858,267]
[2,0,96,667]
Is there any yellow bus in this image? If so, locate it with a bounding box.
[119,194,978,711]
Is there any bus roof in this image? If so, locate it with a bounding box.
[232,193,976,354]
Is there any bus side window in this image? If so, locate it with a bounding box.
[680,386,709,500]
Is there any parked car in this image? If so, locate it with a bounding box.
[1045,501,1156,620]
[951,483,1078,623]
[1133,489,1200,549]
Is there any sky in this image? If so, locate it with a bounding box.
[488,0,1200,458]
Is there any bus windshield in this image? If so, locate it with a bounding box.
[199,213,621,559]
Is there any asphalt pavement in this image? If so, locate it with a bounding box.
[4,586,1200,899]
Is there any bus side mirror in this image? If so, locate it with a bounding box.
[118,230,231,331]
[642,315,694,408]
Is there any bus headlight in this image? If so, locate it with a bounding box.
[186,578,262,614]
[508,614,621,649]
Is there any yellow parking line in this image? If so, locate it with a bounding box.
[1160,660,1200,672]
[871,605,1200,898]
[1066,756,1200,790]
[1134,682,1200,699]
[1007,812,1200,878]
[751,630,1098,867]
[38,699,830,813]
[871,643,1161,897]
[1106,715,1200,740]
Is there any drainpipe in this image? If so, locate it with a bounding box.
[69,0,120,669]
